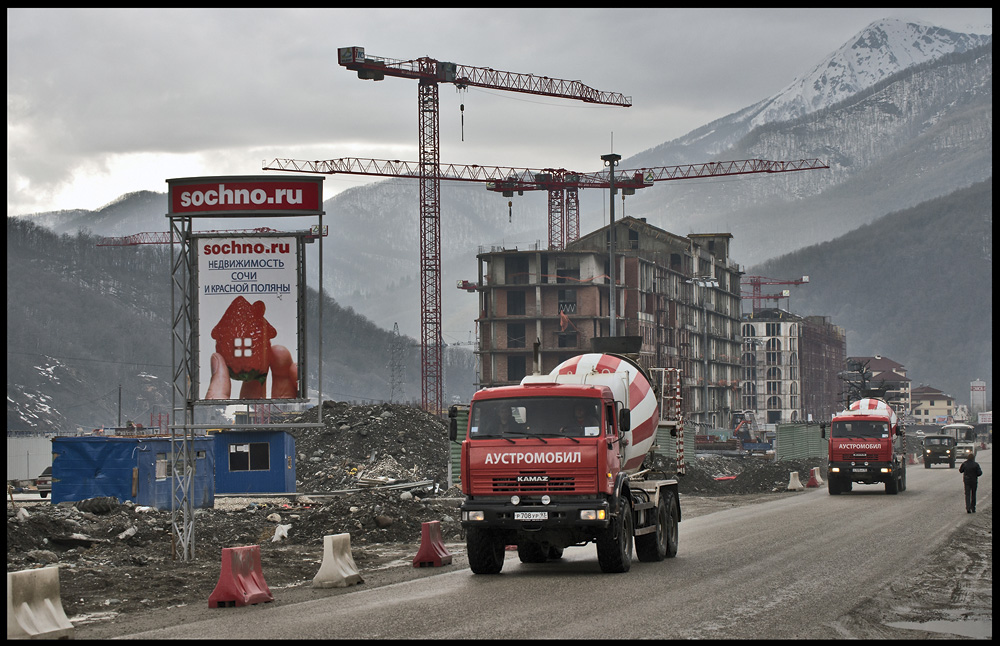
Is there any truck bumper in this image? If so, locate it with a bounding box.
[828,463,895,484]
[460,497,610,533]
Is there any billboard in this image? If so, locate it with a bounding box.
[197,235,302,401]
[168,176,323,216]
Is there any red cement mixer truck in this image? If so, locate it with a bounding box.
[824,397,907,495]
[449,353,680,574]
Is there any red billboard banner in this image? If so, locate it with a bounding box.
[167,176,324,215]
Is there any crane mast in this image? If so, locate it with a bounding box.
[326,47,631,414]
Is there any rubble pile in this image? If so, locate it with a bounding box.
[648,453,828,495]
[287,401,451,492]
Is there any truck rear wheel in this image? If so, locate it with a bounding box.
[467,527,505,575]
[597,498,633,573]
[636,494,678,562]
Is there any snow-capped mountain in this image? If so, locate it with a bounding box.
[628,18,991,166]
[750,19,991,128]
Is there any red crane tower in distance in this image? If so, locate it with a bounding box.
[324,46,632,414]
[742,275,810,314]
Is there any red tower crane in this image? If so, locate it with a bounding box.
[265,155,829,409]
[742,275,810,313]
[326,47,631,414]
[265,155,829,246]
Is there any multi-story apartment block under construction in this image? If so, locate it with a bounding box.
[473,216,743,431]
[740,308,846,424]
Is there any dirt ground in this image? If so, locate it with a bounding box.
[6,401,991,639]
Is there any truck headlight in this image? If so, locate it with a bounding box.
[831,467,840,473]
[463,510,485,522]
[580,509,606,521]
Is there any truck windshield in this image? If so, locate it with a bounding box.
[924,437,954,446]
[831,420,890,438]
[469,397,602,439]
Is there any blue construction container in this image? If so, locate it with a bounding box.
[213,430,296,495]
[50,436,215,510]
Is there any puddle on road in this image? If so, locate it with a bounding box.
[887,618,992,639]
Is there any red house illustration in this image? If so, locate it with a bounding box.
[211,296,277,384]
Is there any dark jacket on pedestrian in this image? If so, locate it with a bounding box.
[959,457,983,482]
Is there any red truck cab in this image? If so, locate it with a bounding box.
[825,398,907,495]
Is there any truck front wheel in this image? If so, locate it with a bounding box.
[467,527,505,575]
[597,499,633,573]
[885,471,899,495]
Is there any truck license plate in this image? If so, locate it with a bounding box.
[852,468,867,472]
[514,511,548,521]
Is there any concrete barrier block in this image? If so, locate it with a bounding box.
[787,471,805,491]
[312,534,364,589]
[7,566,74,640]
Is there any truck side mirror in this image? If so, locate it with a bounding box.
[820,423,827,439]
[619,409,631,434]
[448,406,458,442]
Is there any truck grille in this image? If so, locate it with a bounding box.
[490,475,583,494]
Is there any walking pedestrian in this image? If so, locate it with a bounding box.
[959,453,983,513]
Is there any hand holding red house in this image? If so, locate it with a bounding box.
[205,296,298,399]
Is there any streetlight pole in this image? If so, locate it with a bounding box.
[601,153,621,337]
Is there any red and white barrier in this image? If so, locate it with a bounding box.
[7,566,74,639]
[208,545,274,608]
[312,533,364,588]
[413,520,453,568]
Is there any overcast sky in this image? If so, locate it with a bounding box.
[7,8,992,217]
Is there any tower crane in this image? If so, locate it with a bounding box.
[264,156,829,248]
[96,227,287,246]
[265,154,829,410]
[742,275,810,313]
[305,47,632,414]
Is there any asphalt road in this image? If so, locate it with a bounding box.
[118,450,991,639]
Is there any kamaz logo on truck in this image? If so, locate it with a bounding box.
[517,475,550,483]
[840,443,883,450]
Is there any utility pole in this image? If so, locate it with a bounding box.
[601,153,621,337]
